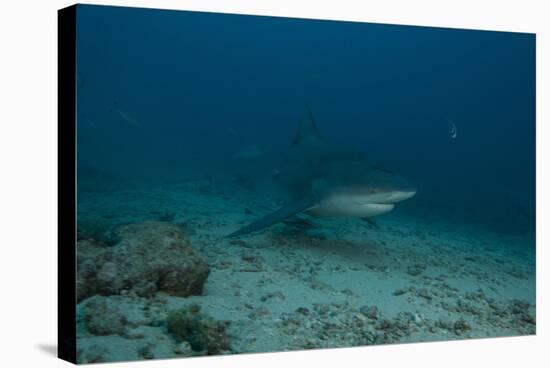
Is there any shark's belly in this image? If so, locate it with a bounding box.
[305,199,394,218]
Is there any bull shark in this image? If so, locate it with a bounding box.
[227,108,416,237]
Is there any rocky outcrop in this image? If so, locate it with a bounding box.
[77,221,210,301]
[166,304,231,355]
[84,296,128,335]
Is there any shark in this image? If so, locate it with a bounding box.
[227,108,416,237]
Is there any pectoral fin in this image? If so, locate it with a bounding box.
[227,196,317,237]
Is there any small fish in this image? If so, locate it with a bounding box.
[115,108,140,127]
[110,101,141,127]
[449,120,457,139]
[227,127,240,139]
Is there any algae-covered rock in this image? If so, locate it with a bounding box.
[77,344,108,364]
[173,341,193,356]
[167,304,231,355]
[77,221,210,301]
[453,318,471,335]
[77,218,121,247]
[84,296,127,335]
[359,305,380,320]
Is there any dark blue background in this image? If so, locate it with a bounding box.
[76,5,535,233]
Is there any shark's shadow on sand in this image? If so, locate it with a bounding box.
[227,108,416,238]
[261,225,401,272]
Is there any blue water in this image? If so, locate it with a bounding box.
[76,5,535,237]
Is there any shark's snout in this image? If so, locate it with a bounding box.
[370,171,416,204]
[345,171,416,205]
[384,188,416,203]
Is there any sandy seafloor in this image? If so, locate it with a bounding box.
[75,177,536,364]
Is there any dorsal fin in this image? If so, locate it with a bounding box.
[291,107,321,147]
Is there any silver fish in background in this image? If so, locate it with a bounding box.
[449,120,457,139]
[114,107,141,127]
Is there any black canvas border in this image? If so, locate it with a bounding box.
[58,4,77,364]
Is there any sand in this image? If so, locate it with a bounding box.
[75,178,535,363]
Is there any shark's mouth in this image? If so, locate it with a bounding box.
[348,190,417,205]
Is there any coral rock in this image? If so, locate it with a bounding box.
[77,222,210,301]
[167,304,231,355]
[84,296,127,335]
